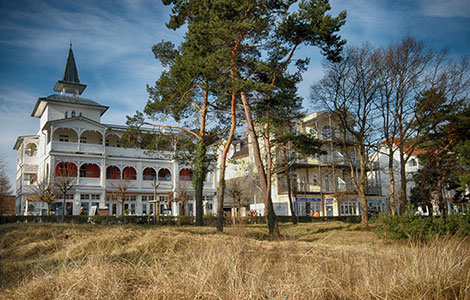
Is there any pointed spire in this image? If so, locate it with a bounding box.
[62,42,80,83]
[54,43,87,96]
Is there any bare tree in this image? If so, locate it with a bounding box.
[376,37,470,214]
[312,45,382,227]
[0,158,12,216]
[54,167,76,221]
[109,179,130,217]
[226,178,247,219]
[32,176,56,216]
[175,181,192,217]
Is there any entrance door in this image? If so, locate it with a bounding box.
[326,205,334,216]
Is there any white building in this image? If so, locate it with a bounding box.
[372,138,469,215]
[14,46,217,216]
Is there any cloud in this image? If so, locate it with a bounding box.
[416,0,470,18]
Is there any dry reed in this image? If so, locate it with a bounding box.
[0,222,468,300]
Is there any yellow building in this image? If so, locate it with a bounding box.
[225,111,385,217]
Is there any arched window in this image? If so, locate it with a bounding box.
[143,167,156,180]
[71,110,76,117]
[409,159,417,167]
[106,166,121,179]
[79,163,100,178]
[55,162,77,177]
[25,143,37,157]
[158,168,171,181]
[179,168,193,181]
[80,130,103,145]
[123,167,137,180]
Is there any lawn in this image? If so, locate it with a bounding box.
[0,222,468,300]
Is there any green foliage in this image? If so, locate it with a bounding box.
[376,213,470,240]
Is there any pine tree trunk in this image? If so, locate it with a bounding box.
[216,92,237,232]
[193,141,207,226]
[240,92,277,236]
[283,146,297,224]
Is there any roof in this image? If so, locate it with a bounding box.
[231,138,249,159]
[13,135,39,150]
[62,46,80,83]
[380,137,428,155]
[31,94,109,117]
[42,116,109,131]
[53,45,87,95]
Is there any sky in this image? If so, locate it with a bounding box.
[0,0,469,191]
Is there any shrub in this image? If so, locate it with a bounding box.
[376,213,470,240]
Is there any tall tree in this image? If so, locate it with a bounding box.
[312,45,382,227]
[161,0,346,235]
[412,91,470,216]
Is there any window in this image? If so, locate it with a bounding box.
[409,159,417,167]
[71,111,76,117]
[324,175,331,192]
[158,168,171,181]
[143,167,156,180]
[25,143,37,156]
[322,125,331,139]
[106,166,121,179]
[81,194,90,200]
[79,112,82,117]
[65,111,68,119]
[59,135,69,142]
[340,202,358,216]
[235,143,241,152]
[312,174,319,185]
[80,164,101,178]
[80,136,87,144]
[142,203,147,215]
[142,195,154,202]
[129,195,137,201]
[123,167,137,180]
[23,173,37,185]
[179,168,193,181]
[57,194,74,200]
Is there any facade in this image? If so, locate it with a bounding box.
[224,111,385,217]
[372,139,469,215]
[13,46,217,216]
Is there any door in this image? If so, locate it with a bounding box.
[326,205,334,217]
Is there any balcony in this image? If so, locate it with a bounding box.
[296,182,321,193]
[79,143,104,154]
[51,141,78,152]
[365,185,382,196]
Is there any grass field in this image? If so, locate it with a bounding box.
[0,222,468,300]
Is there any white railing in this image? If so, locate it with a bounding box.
[79,143,104,154]
[51,141,78,152]
[79,178,101,186]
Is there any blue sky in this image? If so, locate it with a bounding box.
[1,0,469,190]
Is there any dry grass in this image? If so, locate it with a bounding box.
[0,222,468,300]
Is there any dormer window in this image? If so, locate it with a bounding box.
[71,111,76,117]
[65,111,68,118]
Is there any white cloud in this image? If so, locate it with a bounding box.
[417,0,470,18]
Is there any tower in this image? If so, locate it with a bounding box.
[53,43,87,96]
